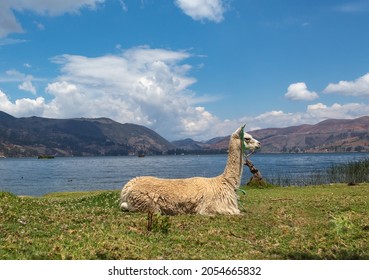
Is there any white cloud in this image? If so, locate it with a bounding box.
[48,47,220,138]
[0,69,40,95]
[19,80,37,95]
[252,110,303,128]
[1,45,368,140]
[306,102,326,111]
[0,0,228,38]
[1,69,28,82]
[248,102,369,131]
[323,73,369,97]
[284,82,319,101]
[0,1,23,37]
[0,46,223,140]
[175,0,226,23]
[335,1,369,13]
[306,102,369,119]
[0,89,47,116]
[0,38,27,46]
[0,0,105,38]
[180,106,218,136]
[3,67,369,139]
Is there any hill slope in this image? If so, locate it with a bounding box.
[0,111,174,157]
[250,116,369,153]
[172,116,369,153]
[1,111,369,156]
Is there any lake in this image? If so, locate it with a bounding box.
[1,153,369,196]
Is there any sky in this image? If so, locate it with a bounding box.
[1,0,369,141]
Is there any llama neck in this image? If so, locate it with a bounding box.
[221,135,244,189]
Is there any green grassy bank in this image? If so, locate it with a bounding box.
[1,184,368,260]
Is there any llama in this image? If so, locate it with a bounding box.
[120,125,261,215]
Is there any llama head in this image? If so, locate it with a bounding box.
[234,125,261,151]
[243,131,261,151]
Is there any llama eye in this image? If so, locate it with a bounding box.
[244,137,251,141]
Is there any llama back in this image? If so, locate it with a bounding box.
[120,176,210,214]
[120,175,239,215]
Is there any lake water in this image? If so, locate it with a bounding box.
[1,153,369,196]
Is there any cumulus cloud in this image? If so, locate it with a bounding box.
[175,0,226,23]
[0,46,224,140]
[49,47,224,139]
[0,0,104,37]
[3,67,369,139]
[251,110,303,128]
[306,102,369,119]
[284,82,319,101]
[0,89,47,116]
[323,73,369,97]
[248,102,369,130]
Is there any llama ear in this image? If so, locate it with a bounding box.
[234,124,246,136]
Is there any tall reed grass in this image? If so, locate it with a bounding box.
[326,158,369,184]
[266,157,369,186]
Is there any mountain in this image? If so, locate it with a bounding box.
[1,111,369,157]
[0,111,174,157]
[170,136,229,154]
[173,117,369,153]
[171,138,204,151]
[250,116,369,153]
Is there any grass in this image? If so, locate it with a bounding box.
[268,157,369,186]
[326,158,369,184]
[1,183,369,260]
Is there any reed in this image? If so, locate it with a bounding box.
[265,157,369,186]
[325,158,369,184]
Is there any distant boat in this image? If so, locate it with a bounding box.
[138,153,145,158]
[0,155,6,158]
[38,155,55,159]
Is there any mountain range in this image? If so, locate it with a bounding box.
[0,111,174,157]
[249,117,369,153]
[174,116,369,153]
[1,110,368,157]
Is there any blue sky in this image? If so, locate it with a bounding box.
[1,0,369,140]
